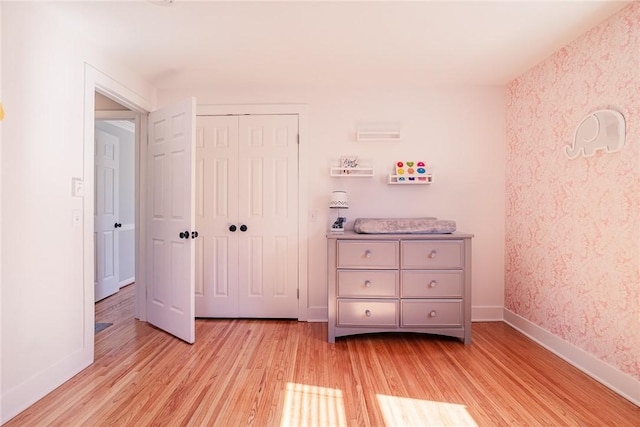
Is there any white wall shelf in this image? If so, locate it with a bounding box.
[330,166,375,177]
[388,174,433,184]
[356,130,402,142]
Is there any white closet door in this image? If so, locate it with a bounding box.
[195,114,299,318]
[237,115,299,318]
[146,97,196,344]
[94,128,120,302]
[195,116,240,317]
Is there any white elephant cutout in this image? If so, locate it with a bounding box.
[565,109,626,159]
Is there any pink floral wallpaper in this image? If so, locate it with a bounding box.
[505,2,639,381]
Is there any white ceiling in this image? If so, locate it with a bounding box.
[44,0,630,89]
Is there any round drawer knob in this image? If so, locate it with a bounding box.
[364,280,372,288]
[365,309,372,317]
[429,280,437,288]
[429,310,437,318]
[429,250,437,259]
[364,250,372,259]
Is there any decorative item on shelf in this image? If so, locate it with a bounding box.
[329,157,375,177]
[329,191,348,234]
[389,161,432,184]
[340,156,359,174]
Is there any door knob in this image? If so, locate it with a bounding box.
[179,231,190,239]
[229,225,237,232]
[114,223,122,228]
[191,231,199,238]
[240,224,248,232]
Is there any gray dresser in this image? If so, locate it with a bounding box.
[327,231,473,343]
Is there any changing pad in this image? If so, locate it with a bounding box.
[353,217,456,234]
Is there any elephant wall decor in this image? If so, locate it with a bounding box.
[565,109,626,159]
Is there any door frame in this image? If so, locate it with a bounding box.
[83,65,152,361]
[197,104,310,320]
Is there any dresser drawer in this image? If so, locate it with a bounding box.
[401,270,462,298]
[401,241,463,269]
[401,300,462,327]
[337,241,399,268]
[337,300,398,327]
[338,270,399,298]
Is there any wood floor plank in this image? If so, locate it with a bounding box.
[6,285,639,426]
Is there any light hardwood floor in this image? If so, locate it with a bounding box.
[7,284,639,426]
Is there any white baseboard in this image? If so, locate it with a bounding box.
[504,308,640,406]
[1,348,93,424]
[305,306,328,322]
[119,277,135,288]
[472,305,503,321]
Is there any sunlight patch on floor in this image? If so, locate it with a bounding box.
[281,382,347,427]
[377,394,478,426]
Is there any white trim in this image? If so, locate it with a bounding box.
[109,120,135,133]
[119,278,135,288]
[306,307,328,322]
[197,104,310,321]
[197,104,307,116]
[84,64,152,328]
[88,64,152,113]
[0,349,92,423]
[472,305,503,321]
[95,110,138,120]
[504,308,640,406]
[95,114,136,133]
[135,113,148,321]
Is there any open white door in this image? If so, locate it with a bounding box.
[146,97,196,344]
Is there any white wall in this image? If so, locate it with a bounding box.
[160,85,506,321]
[0,3,153,422]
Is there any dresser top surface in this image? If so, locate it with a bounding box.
[326,231,474,241]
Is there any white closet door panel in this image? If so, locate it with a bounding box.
[247,236,264,296]
[170,151,187,220]
[248,158,264,217]
[238,115,299,318]
[150,239,166,305]
[195,116,240,317]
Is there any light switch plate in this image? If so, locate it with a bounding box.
[72,177,84,197]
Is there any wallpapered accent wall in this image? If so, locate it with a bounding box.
[505,2,639,381]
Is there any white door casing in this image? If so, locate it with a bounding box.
[195,114,299,318]
[94,127,120,302]
[146,97,196,344]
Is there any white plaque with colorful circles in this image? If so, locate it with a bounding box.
[390,161,432,184]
